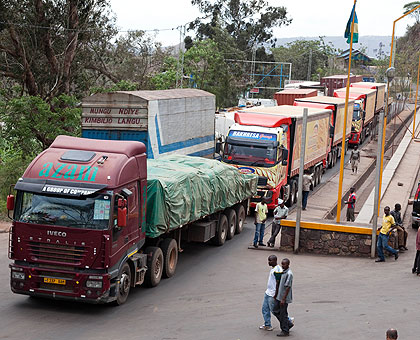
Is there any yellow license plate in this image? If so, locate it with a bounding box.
[44,277,66,285]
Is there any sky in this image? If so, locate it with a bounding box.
[109,0,416,46]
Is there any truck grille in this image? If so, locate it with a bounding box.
[29,241,86,265]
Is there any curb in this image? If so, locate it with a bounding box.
[324,108,415,220]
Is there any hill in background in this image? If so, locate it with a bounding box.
[274,36,392,59]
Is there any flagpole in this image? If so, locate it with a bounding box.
[336,0,357,223]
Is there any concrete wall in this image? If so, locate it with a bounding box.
[280,226,397,257]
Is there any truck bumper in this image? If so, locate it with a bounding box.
[349,132,360,145]
[9,264,114,304]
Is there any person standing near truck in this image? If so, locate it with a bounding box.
[375,206,399,262]
[253,198,269,248]
[302,170,313,210]
[259,255,283,331]
[350,145,361,174]
[272,258,294,337]
[344,187,357,222]
[390,203,408,251]
[267,199,288,247]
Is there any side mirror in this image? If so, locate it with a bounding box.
[7,195,15,211]
[282,148,289,166]
[117,198,127,228]
[362,110,366,120]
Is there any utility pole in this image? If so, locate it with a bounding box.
[295,108,308,253]
[307,50,312,81]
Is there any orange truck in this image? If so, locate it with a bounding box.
[221,105,331,208]
[293,96,354,168]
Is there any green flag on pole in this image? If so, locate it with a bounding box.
[344,4,359,44]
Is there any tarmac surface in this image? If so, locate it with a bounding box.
[1,106,419,339]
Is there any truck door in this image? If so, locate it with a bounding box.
[110,182,139,266]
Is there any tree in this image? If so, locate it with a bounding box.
[271,38,337,81]
[0,0,116,100]
[189,0,291,57]
[404,1,420,23]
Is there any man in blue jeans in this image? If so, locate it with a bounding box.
[253,197,269,248]
[259,255,283,331]
[375,206,399,262]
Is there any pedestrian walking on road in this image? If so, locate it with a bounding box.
[267,199,289,247]
[412,226,420,275]
[375,206,399,262]
[386,328,398,340]
[390,203,408,251]
[253,197,269,248]
[344,187,356,222]
[302,170,313,210]
[350,145,360,174]
[272,258,294,337]
[259,255,283,331]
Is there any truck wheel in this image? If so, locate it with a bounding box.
[317,166,322,185]
[287,181,296,207]
[327,152,333,169]
[213,214,228,246]
[225,208,237,240]
[234,204,246,234]
[313,168,319,187]
[115,262,131,305]
[161,238,178,278]
[144,246,163,287]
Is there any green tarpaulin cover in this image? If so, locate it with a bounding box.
[146,155,257,238]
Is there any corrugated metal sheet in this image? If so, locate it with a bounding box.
[273,89,317,106]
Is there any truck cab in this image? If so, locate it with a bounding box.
[8,135,147,304]
[334,88,376,145]
[222,112,289,209]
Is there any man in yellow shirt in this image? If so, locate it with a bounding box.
[253,197,269,248]
[375,206,399,262]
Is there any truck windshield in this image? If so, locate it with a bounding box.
[223,143,277,167]
[15,191,111,230]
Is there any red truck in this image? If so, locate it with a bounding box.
[221,105,331,208]
[293,96,354,168]
[334,87,377,145]
[7,136,256,304]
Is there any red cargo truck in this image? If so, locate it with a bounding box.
[350,82,386,113]
[6,136,256,304]
[273,89,317,106]
[334,87,377,145]
[293,96,354,168]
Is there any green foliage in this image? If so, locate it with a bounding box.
[404,1,420,23]
[0,94,81,154]
[190,0,291,57]
[150,57,178,90]
[272,38,336,80]
[90,80,138,95]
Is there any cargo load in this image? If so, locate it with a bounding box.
[146,155,257,238]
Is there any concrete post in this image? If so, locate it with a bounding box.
[371,110,385,258]
[295,108,308,253]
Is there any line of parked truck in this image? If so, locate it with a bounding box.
[6,75,387,305]
[217,76,387,209]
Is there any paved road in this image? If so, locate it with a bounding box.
[0,214,419,340]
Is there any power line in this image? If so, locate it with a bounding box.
[0,21,179,33]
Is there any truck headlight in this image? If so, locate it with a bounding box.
[86,280,103,289]
[11,271,25,280]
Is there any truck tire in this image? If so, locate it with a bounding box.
[144,246,163,287]
[234,204,246,234]
[213,214,228,246]
[161,238,178,278]
[313,168,319,187]
[327,152,333,169]
[287,181,296,207]
[225,208,237,240]
[316,166,322,185]
[115,262,131,305]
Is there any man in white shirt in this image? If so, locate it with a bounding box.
[259,255,283,331]
[267,199,289,247]
[302,169,313,210]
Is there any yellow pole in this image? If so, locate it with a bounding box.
[413,54,420,139]
[377,4,420,214]
[336,0,357,223]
